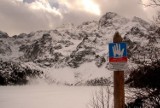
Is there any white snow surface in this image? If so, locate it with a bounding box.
[0,85,136,108]
[23,62,112,85]
[0,85,113,108]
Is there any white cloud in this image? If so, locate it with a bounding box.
[97,0,148,19]
[58,0,101,15]
[0,0,154,36]
[0,0,62,36]
[15,0,23,2]
[28,0,63,18]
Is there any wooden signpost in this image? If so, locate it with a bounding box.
[113,32,124,108]
[109,32,127,108]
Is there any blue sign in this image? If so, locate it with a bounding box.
[109,42,127,62]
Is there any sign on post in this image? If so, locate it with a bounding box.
[108,42,127,71]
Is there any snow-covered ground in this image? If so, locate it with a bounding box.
[24,62,113,85]
[0,85,109,108]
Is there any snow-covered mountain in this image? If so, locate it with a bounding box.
[0,12,160,85]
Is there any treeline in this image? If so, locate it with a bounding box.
[125,60,160,107]
[0,60,43,85]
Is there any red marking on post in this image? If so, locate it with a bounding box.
[109,57,127,62]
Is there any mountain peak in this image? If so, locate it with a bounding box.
[0,31,9,38]
[103,12,119,19]
[132,16,147,23]
[132,16,150,29]
[98,12,128,28]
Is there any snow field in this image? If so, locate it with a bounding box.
[0,85,104,108]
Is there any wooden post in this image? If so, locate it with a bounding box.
[113,32,125,108]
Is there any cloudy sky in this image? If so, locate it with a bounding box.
[0,0,156,36]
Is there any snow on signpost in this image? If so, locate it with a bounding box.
[108,42,128,71]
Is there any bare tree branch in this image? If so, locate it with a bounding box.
[87,86,112,108]
[141,0,160,7]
